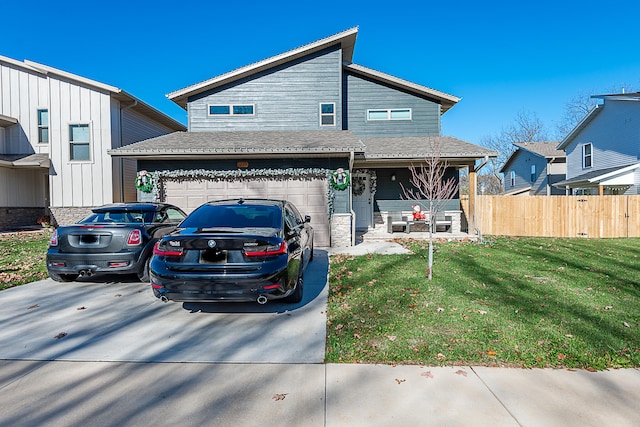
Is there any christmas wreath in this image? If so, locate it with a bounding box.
[352,176,366,196]
[135,170,154,193]
[329,168,350,191]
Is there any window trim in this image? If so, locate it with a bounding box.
[366,108,412,121]
[68,123,92,162]
[319,102,336,127]
[510,171,516,187]
[208,104,255,116]
[37,109,49,144]
[582,143,593,169]
[530,164,536,183]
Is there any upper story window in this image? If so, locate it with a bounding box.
[367,108,412,121]
[582,143,592,168]
[320,103,335,126]
[510,171,515,187]
[208,104,255,116]
[37,109,49,143]
[530,164,536,183]
[69,124,91,161]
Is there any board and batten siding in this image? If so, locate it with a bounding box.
[187,46,342,132]
[0,59,49,156]
[345,72,441,137]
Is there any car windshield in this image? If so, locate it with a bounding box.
[80,211,156,224]
[180,204,282,229]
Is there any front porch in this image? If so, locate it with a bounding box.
[355,225,476,244]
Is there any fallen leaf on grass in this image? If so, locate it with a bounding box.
[54,332,67,339]
[455,370,468,377]
[487,350,497,356]
[395,378,406,384]
[623,322,630,328]
[421,371,434,379]
[272,393,288,401]
[557,354,566,360]
[387,335,396,342]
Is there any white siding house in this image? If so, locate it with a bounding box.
[0,55,185,230]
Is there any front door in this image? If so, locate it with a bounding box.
[352,172,372,229]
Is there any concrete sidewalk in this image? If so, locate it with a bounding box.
[0,360,638,426]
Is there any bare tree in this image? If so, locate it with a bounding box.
[400,139,459,280]
[481,110,550,189]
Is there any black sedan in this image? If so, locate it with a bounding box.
[47,203,187,282]
[150,199,314,304]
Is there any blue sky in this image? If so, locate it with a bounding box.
[3,0,640,146]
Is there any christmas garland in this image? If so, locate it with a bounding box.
[329,168,350,191]
[135,170,154,193]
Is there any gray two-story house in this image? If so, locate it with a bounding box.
[500,142,566,195]
[555,92,640,195]
[109,28,496,247]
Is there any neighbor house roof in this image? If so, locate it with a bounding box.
[344,63,460,113]
[0,153,50,169]
[500,141,564,173]
[554,163,640,188]
[108,130,365,159]
[167,27,359,109]
[360,136,498,160]
[0,55,185,132]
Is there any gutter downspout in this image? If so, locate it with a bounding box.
[349,150,356,246]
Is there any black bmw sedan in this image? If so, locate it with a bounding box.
[150,199,314,304]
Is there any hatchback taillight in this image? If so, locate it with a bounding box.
[244,241,287,257]
[153,241,184,257]
[50,229,58,247]
[127,229,142,246]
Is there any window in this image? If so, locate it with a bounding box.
[530,165,536,183]
[208,104,254,116]
[367,108,412,121]
[582,143,592,168]
[320,103,335,126]
[37,109,49,143]
[510,171,515,187]
[69,124,90,161]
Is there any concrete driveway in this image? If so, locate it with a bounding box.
[0,250,329,364]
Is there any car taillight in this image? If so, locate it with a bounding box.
[153,241,184,257]
[244,242,287,257]
[127,229,142,246]
[50,229,58,246]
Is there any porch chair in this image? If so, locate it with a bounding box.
[387,212,412,233]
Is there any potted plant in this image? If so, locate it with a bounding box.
[37,215,51,228]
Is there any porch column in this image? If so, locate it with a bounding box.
[468,167,476,234]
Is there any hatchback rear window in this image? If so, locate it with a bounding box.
[180,204,282,229]
[81,211,155,223]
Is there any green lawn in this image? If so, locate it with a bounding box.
[327,236,640,370]
[0,230,51,290]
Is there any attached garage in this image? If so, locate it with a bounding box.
[163,176,331,247]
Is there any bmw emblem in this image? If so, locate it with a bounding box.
[207,240,217,248]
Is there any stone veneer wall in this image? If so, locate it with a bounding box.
[0,208,47,231]
[330,213,353,248]
[48,207,94,227]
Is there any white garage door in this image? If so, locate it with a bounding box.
[164,178,330,247]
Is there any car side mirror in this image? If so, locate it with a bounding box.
[304,215,311,223]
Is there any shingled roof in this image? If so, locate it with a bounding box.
[360,136,497,159]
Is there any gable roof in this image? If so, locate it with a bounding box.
[343,63,460,113]
[0,153,50,169]
[167,28,359,109]
[500,141,564,173]
[0,55,185,132]
[108,130,364,159]
[557,104,603,150]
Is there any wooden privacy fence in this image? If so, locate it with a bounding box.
[461,195,640,238]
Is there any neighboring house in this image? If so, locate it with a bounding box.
[555,92,640,195]
[109,28,496,247]
[0,55,186,230]
[500,142,566,195]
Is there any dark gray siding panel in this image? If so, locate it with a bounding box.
[121,109,176,147]
[188,46,342,132]
[345,72,441,137]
